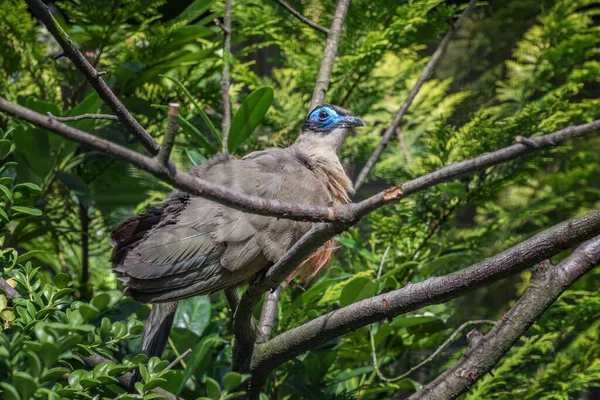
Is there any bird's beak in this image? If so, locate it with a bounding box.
[340,116,366,128]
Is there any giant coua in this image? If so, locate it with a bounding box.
[111,104,365,302]
[110,105,364,362]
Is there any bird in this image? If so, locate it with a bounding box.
[110,104,365,362]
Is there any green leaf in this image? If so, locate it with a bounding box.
[41,367,70,382]
[10,206,42,217]
[0,383,21,400]
[228,87,273,153]
[0,139,12,159]
[0,184,12,203]
[175,0,217,23]
[176,335,226,395]
[339,276,377,307]
[0,208,9,222]
[222,372,250,393]
[12,182,42,196]
[179,114,216,153]
[53,273,71,289]
[173,295,211,337]
[16,250,46,264]
[185,149,208,166]
[160,75,221,144]
[205,377,220,400]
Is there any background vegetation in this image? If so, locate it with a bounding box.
[0,0,599,398]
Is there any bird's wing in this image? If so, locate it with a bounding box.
[111,148,330,303]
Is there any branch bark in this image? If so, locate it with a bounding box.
[353,0,477,191]
[221,0,232,153]
[409,236,600,399]
[157,103,180,168]
[0,277,21,301]
[250,210,600,374]
[309,0,351,110]
[47,112,118,122]
[273,0,330,35]
[2,96,597,225]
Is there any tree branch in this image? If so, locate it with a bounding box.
[47,112,118,122]
[24,0,165,160]
[250,210,600,374]
[353,0,477,191]
[410,236,600,399]
[157,103,180,168]
[258,289,280,343]
[2,96,597,225]
[0,277,21,301]
[309,0,351,110]
[273,0,330,35]
[221,0,232,153]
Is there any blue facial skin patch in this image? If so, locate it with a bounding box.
[308,106,342,129]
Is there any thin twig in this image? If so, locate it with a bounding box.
[165,348,192,371]
[157,103,180,168]
[273,0,330,35]
[309,0,351,110]
[353,0,477,191]
[47,112,119,122]
[409,236,600,399]
[377,246,391,279]
[370,319,495,383]
[221,0,232,153]
[258,289,280,343]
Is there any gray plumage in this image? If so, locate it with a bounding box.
[111,148,332,303]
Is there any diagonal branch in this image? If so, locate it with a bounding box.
[2,96,597,225]
[353,0,477,191]
[25,0,164,159]
[250,210,600,374]
[309,0,351,109]
[273,0,330,35]
[410,236,600,399]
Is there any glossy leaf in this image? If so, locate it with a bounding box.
[228,87,274,153]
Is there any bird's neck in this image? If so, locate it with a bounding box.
[292,132,354,205]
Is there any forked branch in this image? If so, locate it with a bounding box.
[410,236,600,399]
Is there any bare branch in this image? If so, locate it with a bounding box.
[410,236,600,399]
[250,210,600,373]
[0,277,21,300]
[165,348,192,371]
[157,103,180,168]
[258,289,280,343]
[25,0,165,160]
[309,0,351,110]
[353,0,477,191]
[221,0,232,153]
[273,0,330,35]
[1,96,599,225]
[47,112,118,122]
[370,320,495,383]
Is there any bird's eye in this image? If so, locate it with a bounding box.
[318,110,329,119]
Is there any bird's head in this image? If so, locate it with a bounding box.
[297,104,365,154]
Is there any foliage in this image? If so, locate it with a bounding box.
[1,0,600,399]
